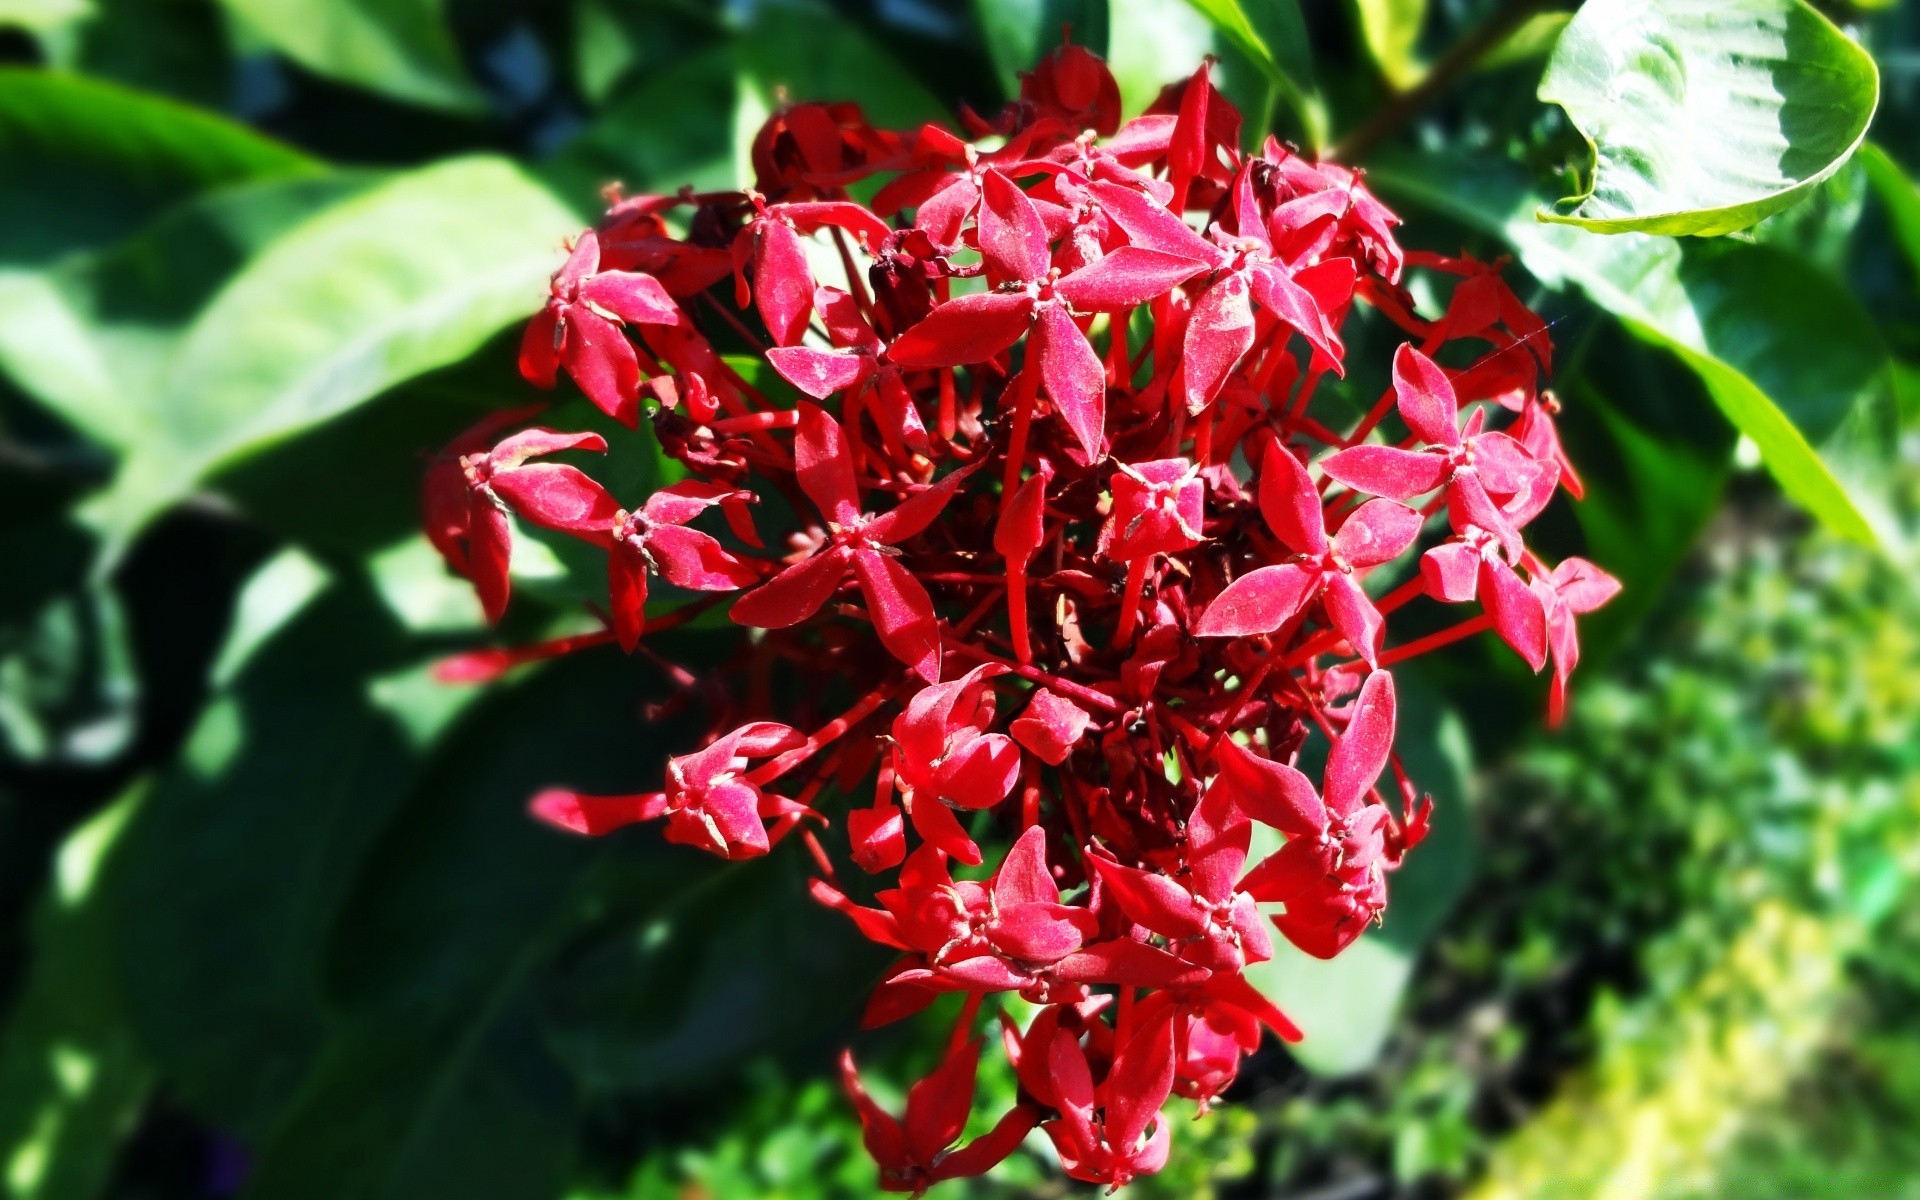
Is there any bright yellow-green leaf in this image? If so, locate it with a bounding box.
[1349,0,1425,89]
[215,0,482,113]
[1538,0,1879,236]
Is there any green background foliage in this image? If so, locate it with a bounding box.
[0,0,1914,1196]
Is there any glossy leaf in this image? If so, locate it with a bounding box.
[0,68,318,266]
[215,0,482,113]
[1538,0,1879,236]
[1858,142,1920,283]
[72,156,578,544]
[1372,157,1899,547]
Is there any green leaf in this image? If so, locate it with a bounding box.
[0,69,318,266]
[240,646,707,1198]
[1181,0,1326,150]
[1371,156,1899,547]
[1247,667,1475,1075]
[1107,0,1215,117]
[1349,0,1425,88]
[1538,0,1879,236]
[0,0,90,33]
[214,0,482,114]
[109,575,428,1133]
[972,0,1110,99]
[70,156,578,546]
[732,4,950,132]
[1476,10,1569,74]
[0,786,152,1200]
[1858,142,1920,285]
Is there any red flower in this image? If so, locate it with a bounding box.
[729,402,973,681]
[843,1025,1038,1195]
[1322,343,1553,557]
[422,421,606,623]
[518,230,682,426]
[660,722,808,859]
[1197,441,1420,664]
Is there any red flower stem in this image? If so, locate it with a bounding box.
[953,585,1007,638]
[1374,574,1427,617]
[1007,562,1033,664]
[800,827,837,882]
[938,368,958,444]
[1107,308,1131,387]
[1192,398,1218,466]
[999,368,1040,519]
[1020,763,1041,829]
[941,638,1125,712]
[710,409,800,434]
[1287,365,1327,422]
[829,226,877,319]
[700,291,773,356]
[431,628,620,683]
[748,683,899,785]
[1112,556,1149,648]
[1203,657,1274,756]
[950,992,985,1051]
[1377,612,1493,667]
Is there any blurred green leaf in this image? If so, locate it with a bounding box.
[0,787,151,1200]
[0,69,318,267]
[1476,11,1569,74]
[240,645,707,1199]
[1182,0,1326,150]
[69,156,576,546]
[1858,142,1920,284]
[733,4,950,132]
[1373,157,1900,547]
[1107,0,1213,116]
[1248,667,1474,1075]
[214,0,482,114]
[109,574,434,1134]
[1538,0,1879,236]
[1349,0,1425,88]
[972,0,1109,98]
[0,0,89,32]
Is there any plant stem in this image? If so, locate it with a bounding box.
[1332,0,1555,163]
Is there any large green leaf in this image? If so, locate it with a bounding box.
[0,69,317,266]
[1108,0,1214,117]
[45,156,577,545]
[239,646,701,1199]
[0,788,151,1200]
[1537,0,1879,236]
[107,563,444,1133]
[215,0,481,113]
[1372,157,1900,547]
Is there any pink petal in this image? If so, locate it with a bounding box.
[1053,246,1207,311]
[1104,1012,1176,1154]
[1320,444,1449,499]
[553,231,600,293]
[1323,572,1386,668]
[766,345,868,399]
[993,469,1051,568]
[864,458,979,545]
[907,792,981,865]
[1250,262,1340,369]
[931,732,1021,810]
[1482,556,1548,671]
[794,401,862,526]
[1090,857,1207,939]
[1257,442,1328,556]
[559,307,641,426]
[467,493,512,623]
[1554,557,1622,614]
[988,904,1089,962]
[978,168,1052,285]
[886,291,1032,368]
[993,825,1062,907]
[1180,272,1256,412]
[1194,564,1316,638]
[1392,344,1461,448]
[730,548,846,628]
[578,270,680,325]
[851,549,942,682]
[1009,689,1090,766]
[1331,498,1422,568]
[848,801,907,873]
[607,545,648,651]
[904,1036,979,1164]
[753,220,816,347]
[1324,669,1395,817]
[1207,737,1325,838]
[1031,303,1106,458]
[528,788,664,836]
[490,463,619,536]
[517,306,560,387]
[646,524,759,591]
[1421,541,1481,603]
[1089,179,1219,262]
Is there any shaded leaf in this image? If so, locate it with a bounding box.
[1538,0,1879,236]
[972,0,1110,99]
[1182,0,1326,150]
[215,0,482,114]
[0,68,317,267]
[1349,0,1425,88]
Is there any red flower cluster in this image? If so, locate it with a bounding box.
[426,42,1618,1193]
